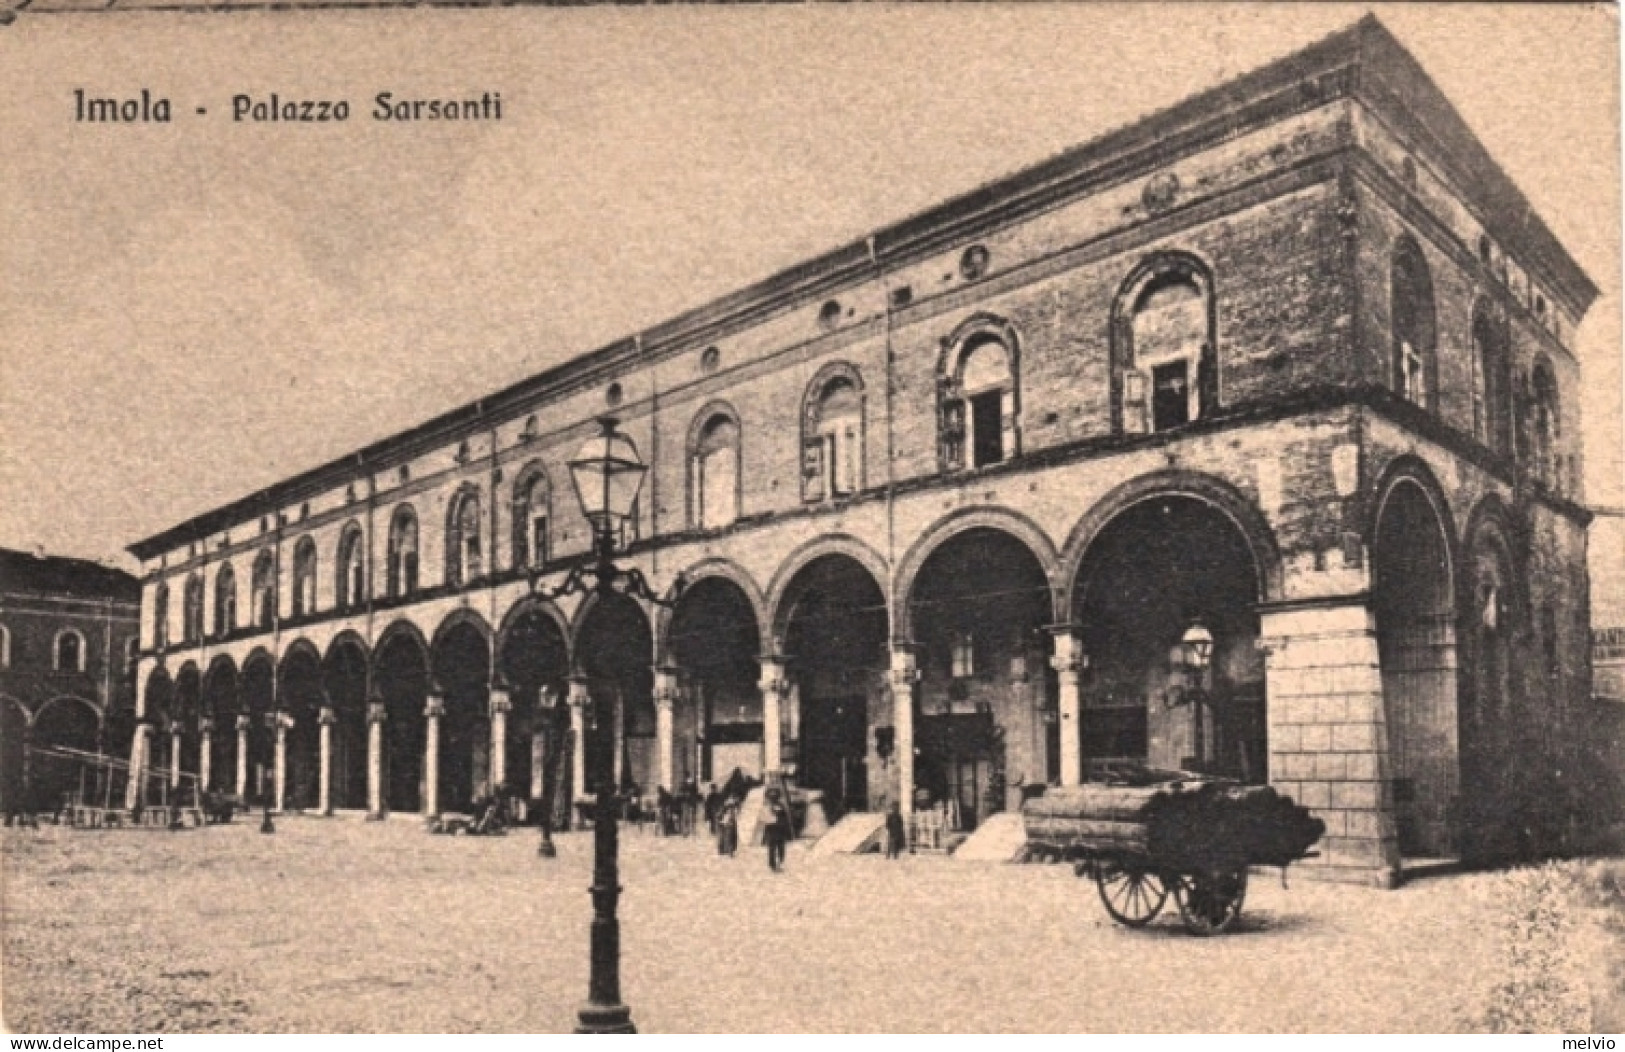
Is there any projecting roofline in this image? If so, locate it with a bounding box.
[128,15,1598,563]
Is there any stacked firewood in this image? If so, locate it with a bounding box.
[1022,776,1324,869]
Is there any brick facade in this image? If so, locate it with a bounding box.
[127,18,1598,885]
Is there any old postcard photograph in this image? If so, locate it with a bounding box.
[1,1,1622,1035]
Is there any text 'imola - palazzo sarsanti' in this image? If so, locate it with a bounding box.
[128,18,1599,886]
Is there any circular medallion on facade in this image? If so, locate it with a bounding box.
[606,382,624,408]
[1142,171,1180,212]
[700,346,720,374]
[959,244,990,281]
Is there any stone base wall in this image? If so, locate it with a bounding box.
[1262,600,1400,887]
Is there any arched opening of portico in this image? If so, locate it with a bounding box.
[278,646,324,811]
[375,630,428,814]
[173,663,201,787]
[907,528,1052,829]
[202,657,239,795]
[240,655,275,807]
[778,554,888,817]
[575,595,653,795]
[142,667,175,809]
[1372,476,1459,858]
[667,577,761,790]
[323,639,369,810]
[1071,496,1266,781]
[431,619,491,814]
[31,698,101,813]
[497,605,570,819]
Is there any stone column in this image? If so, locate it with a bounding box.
[423,695,444,817]
[1049,626,1085,787]
[759,655,787,774]
[273,713,290,813]
[125,721,151,811]
[489,689,511,793]
[567,676,590,801]
[889,644,920,822]
[198,718,214,795]
[1260,598,1400,887]
[318,706,336,815]
[366,700,386,820]
[653,667,679,791]
[170,721,184,788]
[235,715,250,800]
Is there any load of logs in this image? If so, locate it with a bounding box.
[1022,773,1325,871]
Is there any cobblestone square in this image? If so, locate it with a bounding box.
[4,818,1607,1033]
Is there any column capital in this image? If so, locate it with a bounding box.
[168,719,185,735]
[276,712,295,731]
[198,717,216,735]
[424,697,446,719]
[566,677,591,708]
[653,690,676,713]
[888,643,920,683]
[235,714,252,732]
[318,706,337,725]
[490,691,512,716]
[1049,625,1087,674]
[367,701,388,724]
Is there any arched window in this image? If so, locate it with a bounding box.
[251,550,277,629]
[387,505,419,598]
[1112,256,1215,435]
[511,463,551,570]
[336,523,365,610]
[1473,303,1513,455]
[690,408,740,530]
[445,487,483,587]
[291,536,318,617]
[802,366,865,502]
[54,629,85,672]
[1391,237,1437,410]
[183,573,205,644]
[213,563,236,637]
[940,317,1021,469]
[153,581,170,649]
[1532,357,1562,491]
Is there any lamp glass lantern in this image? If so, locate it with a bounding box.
[1173,622,1214,678]
[568,418,647,541]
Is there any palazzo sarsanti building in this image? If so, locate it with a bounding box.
[127,18,1598,885]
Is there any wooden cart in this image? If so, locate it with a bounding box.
[1022,769,1324,936]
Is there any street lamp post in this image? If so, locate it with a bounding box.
[534,417,682,1036]
[1167,621,1215,769]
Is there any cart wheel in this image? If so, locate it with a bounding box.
[1172,867,1249,936]
[1094,859,1169,928]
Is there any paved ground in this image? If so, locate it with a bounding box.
[0,816,1613,1033]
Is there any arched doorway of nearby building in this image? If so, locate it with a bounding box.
[2,700,27,816]
[32,697,102,814]
[1372,474,1459,859]
[907,528,1052,830]
[323,638,369,811]
[575,594,653,794]
[240,654,275,807]
[1071,496,1266,781]
[431,618,491,815]
[375,627,428,814]
[667,576,761,793]
[278,645,324,811]
[778,554,888,817]
[497,604,570,817]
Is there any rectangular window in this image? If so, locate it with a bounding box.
[951,633,975,679]
[942,399,966,470]
[802,439,825,502]
[404,552,418,594]
[531,515,549,567]
[1151,361,1190,432]
[970,390,1003,467]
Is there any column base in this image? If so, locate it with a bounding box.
[576,1003,635,1034]
[365,810,387,822]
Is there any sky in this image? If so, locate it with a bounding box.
[1,3,1619,576]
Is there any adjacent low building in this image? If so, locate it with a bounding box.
[0,548,141,816]
[127,18,1598,885]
